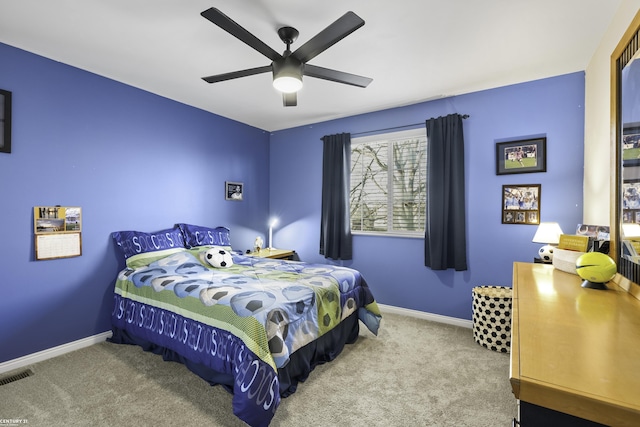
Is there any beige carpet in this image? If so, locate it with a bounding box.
[0,313,516,426]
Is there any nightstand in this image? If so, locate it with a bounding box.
[247,248,296,260]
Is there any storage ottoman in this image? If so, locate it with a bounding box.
[472,286,512,353]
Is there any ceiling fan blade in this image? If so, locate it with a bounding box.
[283,92,297,107]
[292,11,365,63]
[202,65,272,83]
[304,64,372,88]
[201,8,282,62]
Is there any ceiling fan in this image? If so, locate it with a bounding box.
[200,7,373,107]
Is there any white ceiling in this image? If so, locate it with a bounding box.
[0,1,623,132]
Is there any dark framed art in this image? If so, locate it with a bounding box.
[0,89,12,154]
[502,184,540,225]
[622,179,640,223]
[225,181,243,201]
[622,124,640,166]
[496,137,546,175]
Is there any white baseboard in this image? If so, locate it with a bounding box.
[378,304,473,329]
[0,330,113,375]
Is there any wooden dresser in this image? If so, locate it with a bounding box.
[510,262,640,426]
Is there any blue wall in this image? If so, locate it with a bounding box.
[0,40,585,364]
[270,73,585,319]
[0,43,270,363]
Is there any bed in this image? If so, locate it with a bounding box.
[108,224,381,427]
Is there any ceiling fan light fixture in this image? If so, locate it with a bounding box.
[272,56,304,93]
[201,8,372,104]
[273,75,303,93]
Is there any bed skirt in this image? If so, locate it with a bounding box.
[109,311,360,398]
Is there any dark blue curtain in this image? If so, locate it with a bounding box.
[424,114,467,271]
[320,133,352,260]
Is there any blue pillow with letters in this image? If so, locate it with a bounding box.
[177,223,231,249]
[112,226,186,267]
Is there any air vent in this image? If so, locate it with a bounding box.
[0,369,34,386]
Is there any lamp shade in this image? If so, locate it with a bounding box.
[272,57,303,93]
[532,222,563,244]
[273,75,302,93]
[622,223,640,239]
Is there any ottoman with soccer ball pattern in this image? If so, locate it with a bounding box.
[472,286,512,353]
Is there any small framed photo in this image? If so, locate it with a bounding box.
[0,89,12,154]
[622,179,640,214]
[502,184,540,225]
[496,137,546,175]
[622,124,640,166]
[225,181,243,201]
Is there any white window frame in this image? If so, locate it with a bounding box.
[350,128,427,238]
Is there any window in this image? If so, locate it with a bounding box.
[350,128,427,236]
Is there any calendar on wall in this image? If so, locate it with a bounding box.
[33,206,82,260]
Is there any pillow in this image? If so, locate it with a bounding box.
[203,246,234,268]
[177,223,231,249]
[112,226,186,263]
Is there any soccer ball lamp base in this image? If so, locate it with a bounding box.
[537,244,555,263]
[581,280,608,290]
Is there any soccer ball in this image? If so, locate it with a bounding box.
[298,276,335,289]
[230,290,276,317]
[265,308,291,366]
[204,247,234,268]
[174,279,214,298]
[151,274,184,292]
[575,252,617,284]
[131,267,167,288]
[329,267,357,292]
[176,262,208,275]
[282,285,315,317]
[200,286,237,306]
[221,275,256,285]
[538,245,555,262]
[341,297,357,320]
[319,290,341,330]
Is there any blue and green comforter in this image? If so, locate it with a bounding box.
[111,248,381,427]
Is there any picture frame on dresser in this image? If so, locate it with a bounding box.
[0,89,12,154]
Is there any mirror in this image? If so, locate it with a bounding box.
[615,12,640,284]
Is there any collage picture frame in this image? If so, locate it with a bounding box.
[502,184,540,225]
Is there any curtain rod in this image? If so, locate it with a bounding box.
[351,114,469,137]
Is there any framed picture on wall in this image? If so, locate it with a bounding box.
[622,180,640,221]
[0,89,12,154]
[225,181,243,201]
[496,137,546,175]
[502,184,540,225]
[622,124,640,166]
[33,206,83,260]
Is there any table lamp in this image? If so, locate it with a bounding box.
[532,222,563,263]
[621,223,640,239]
[268,217,278,250]
[621,223,640,258]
